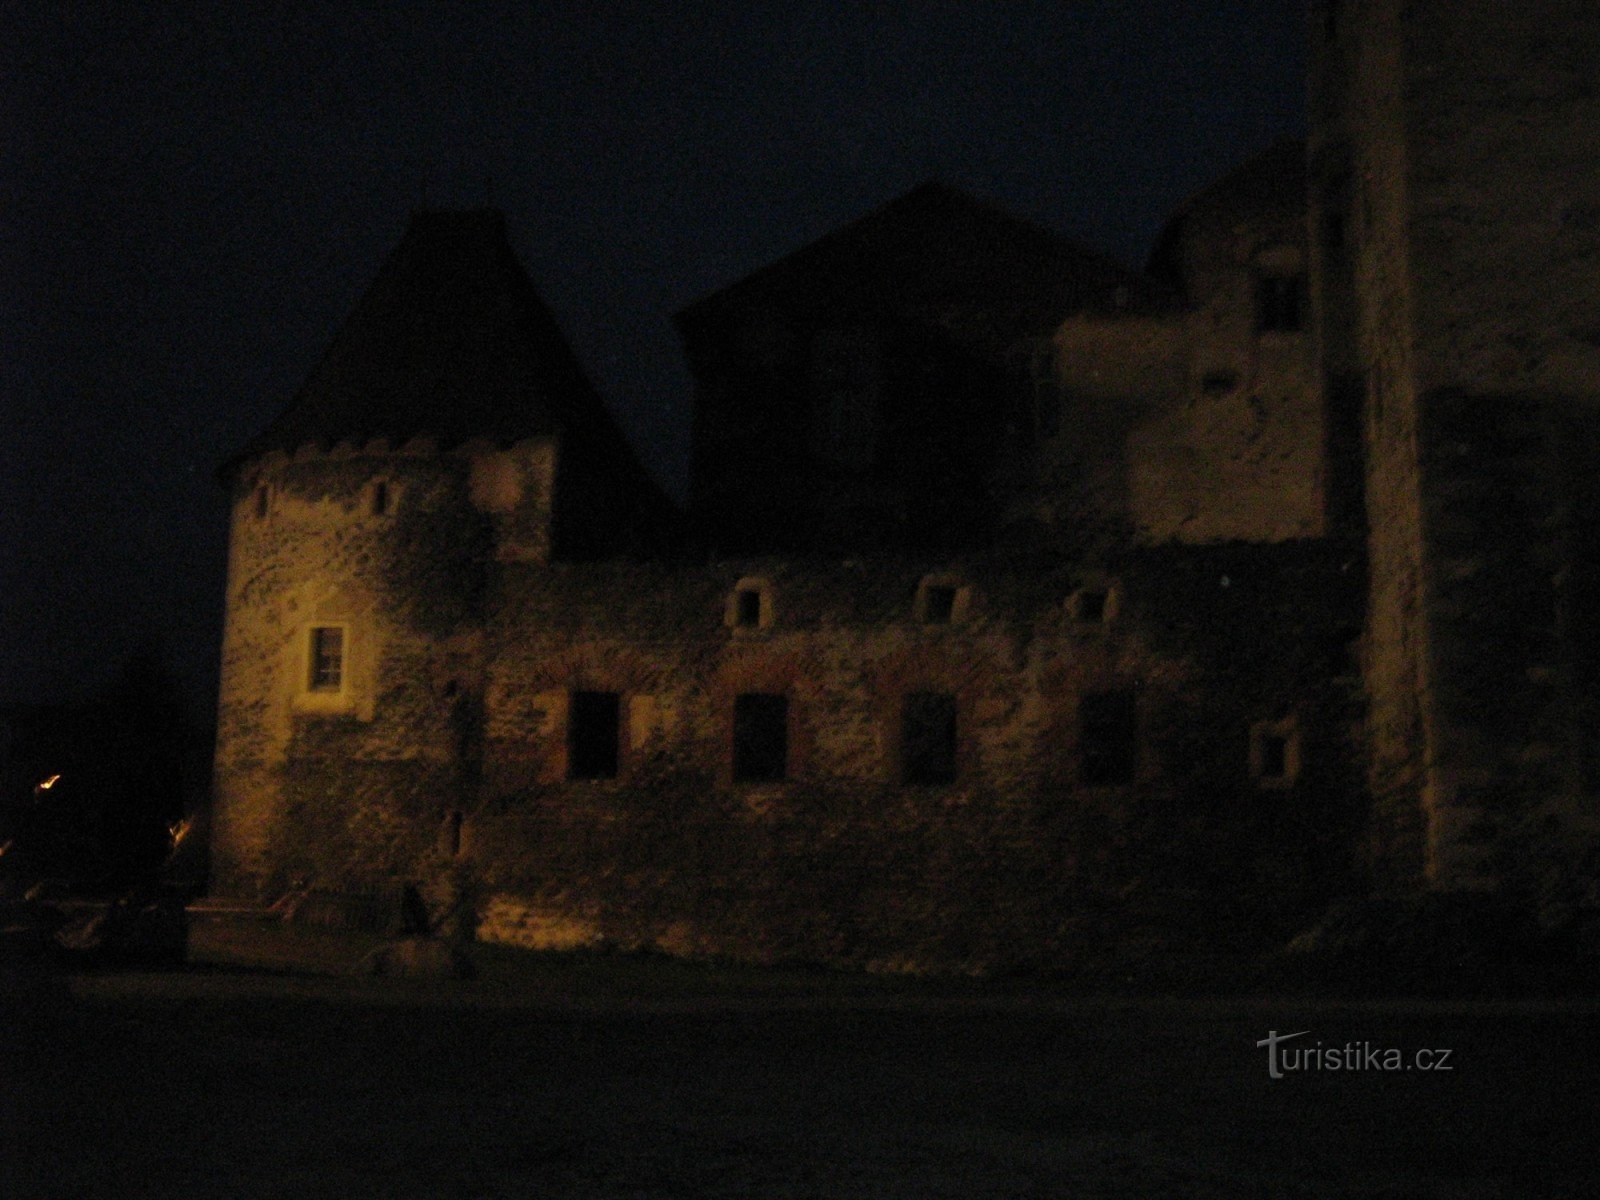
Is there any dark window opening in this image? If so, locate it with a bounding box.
[1260,733,1289,779]
[1201,370,1239,396]
[1255,275,1306,333]
[1080,690,1137,785]
[1032,344,1060,439]
[736,588,762,627]
[923,585,957,624]
[253,486,269,519]
[371,481,389,516]
[1328,371,1365,439]
[1075,589,1108,623]
[1323,209,1346,252]
[902,692,958,785]
[568,691,620,780]
[308,627,344,692]
[733,693,788,782]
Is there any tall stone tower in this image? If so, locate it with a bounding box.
[211,211,670,899]
[1309,0,1600,891]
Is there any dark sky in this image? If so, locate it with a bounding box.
[1,2,1306,718]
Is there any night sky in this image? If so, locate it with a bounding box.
[1,2,1306,720]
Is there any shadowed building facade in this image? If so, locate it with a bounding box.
[210,2,1599,967]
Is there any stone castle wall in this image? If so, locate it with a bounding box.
[212,446,1365,965]
[210,439,552,898]
[1039,145,1324,549]
[1316,0,1600,889]
[446,550,1359,965]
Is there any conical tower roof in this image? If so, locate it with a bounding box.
[233,209,628,464]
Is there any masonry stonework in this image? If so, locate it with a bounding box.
[210,4,1600,966]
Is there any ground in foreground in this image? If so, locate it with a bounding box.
[4,948,1597,1199]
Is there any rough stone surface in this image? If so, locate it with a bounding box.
[209,4,1600,968]
[1313,0,1600,891]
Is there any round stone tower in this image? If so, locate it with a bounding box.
[211,210,670,900]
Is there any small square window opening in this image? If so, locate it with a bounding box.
[923,585,957,625]
[1256,274,1306,333]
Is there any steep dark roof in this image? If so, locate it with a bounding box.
[231,209,628,467]
[676,182,1175,354]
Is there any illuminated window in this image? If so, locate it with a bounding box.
[308,627,344,693]
[902,692,957,785]
[733,693,788,783]
[1255,274,1306,333]
[1080,690,1137,785]
[568,691,620,780]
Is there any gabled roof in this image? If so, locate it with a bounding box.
[231,209,626,467]
[676,182,1175,355]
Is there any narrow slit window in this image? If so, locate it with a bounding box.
[568,690,620,780]
[733,693,788,783]
[371,481,389,516]
[902,692,958,786]
[308,627,344,693]
[253,485,270,520]
[1080,690,1137,785]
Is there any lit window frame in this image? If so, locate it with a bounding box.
[306,625,347,695]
